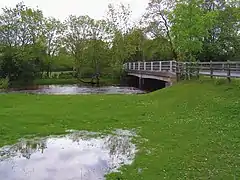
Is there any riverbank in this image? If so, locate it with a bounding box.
[9,77,120,87]
[0,79,239,179]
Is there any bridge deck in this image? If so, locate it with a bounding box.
[127,70,175,77]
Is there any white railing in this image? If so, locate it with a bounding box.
[125,61,176,73]
[124,61,240,80]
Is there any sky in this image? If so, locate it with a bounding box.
[0,0,149,21]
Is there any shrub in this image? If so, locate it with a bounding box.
[0,46,43,82]
[0,77,9,89]
[51,73,59,79]
[101,67,123,79]
[58,72,74,79]
[80,67,95,78]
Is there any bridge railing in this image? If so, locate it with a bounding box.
[124,61,240,81]
[125,61,176,73]
[178,61,240,77]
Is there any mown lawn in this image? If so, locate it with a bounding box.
[0,79,240,179]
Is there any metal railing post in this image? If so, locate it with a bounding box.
[151,62,153,71]
[210,61,213,78]
[159,61,162,71]
[170,61,173,72]
[144,62,146,70]
[227,60,231,83]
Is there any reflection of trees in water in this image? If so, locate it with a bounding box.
[0,139,47,160]
[103,134,135,167]
[67,131,135,158]
[67,131,100,144]
[0,131,135,163]
[65,132,135,162]
[105,136,132,156]
[66,132,135,171]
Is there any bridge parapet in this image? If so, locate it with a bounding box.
[124,61,240,82]
[124,61,176,73]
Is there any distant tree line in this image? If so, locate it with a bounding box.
[0,0,239,84]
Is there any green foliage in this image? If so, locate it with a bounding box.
[51,55,74,72]
[143,0,240,62]
[0,45,45,83]
[169,0,240,61]
[79,67,95,78]
[170,0,208,60]
[143,37,174,61]
[0,77,9,89]
[199,3,240,61]
[0,2,47,83]
[106,3,137,71]
[58,72,74,79]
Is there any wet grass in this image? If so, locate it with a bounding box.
[0,79,240,179]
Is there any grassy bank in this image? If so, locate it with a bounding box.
[9,77,120,87]
[34,78,120,86]
[34,78,78,85]
[0,79,239,179]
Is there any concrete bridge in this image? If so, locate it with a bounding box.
[124,61,240,88]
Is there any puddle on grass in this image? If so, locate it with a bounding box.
[0,129,137,180]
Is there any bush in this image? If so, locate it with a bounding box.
[51,73,59,79]
[0,46,43,82]
[101,67,122,79]
[58,72,74,79]
[80,67,95,78]
[0,77,9,89]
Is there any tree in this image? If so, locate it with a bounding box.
[198,0,240,61]
[169,0,239,62]
[105,3,135,78]
[43,17,65,76]
[170,0,216,61]
[64,15,93,78]
[143,0,177,60]
[124,28,147,62]
[81,19,111,83]
[0,2,45,47]
[0,2,46,82]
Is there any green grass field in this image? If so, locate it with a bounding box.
[0,79,240,179]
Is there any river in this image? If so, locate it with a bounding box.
[3,84,145,95]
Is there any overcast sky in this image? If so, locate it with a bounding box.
[0,0,149,21]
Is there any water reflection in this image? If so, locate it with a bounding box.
[0,130,137,180]
[6,85,145,95]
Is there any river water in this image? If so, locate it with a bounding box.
[4,85,145,95]
[0,129,137,180]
